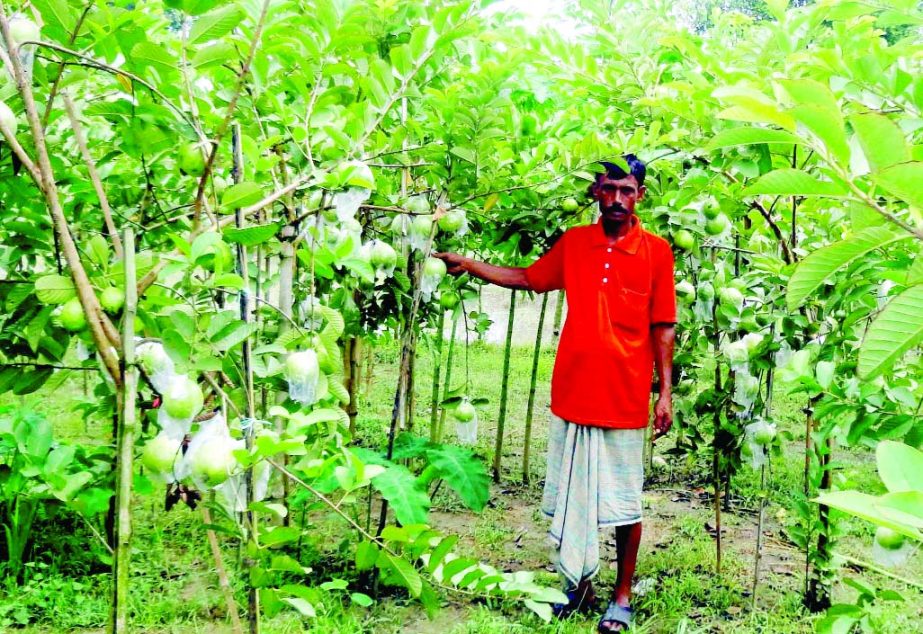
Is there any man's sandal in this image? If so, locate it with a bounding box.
[552,588,598,619]
[598,602,632,633]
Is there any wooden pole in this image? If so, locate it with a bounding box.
[110,229,137,633]
[429,310,446,442]
[522,293,548,484]
[232,123,260,634]
[492,290,516,483]
[551,290,564,339]
[436,311,459,443]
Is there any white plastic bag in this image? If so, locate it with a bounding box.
[456,411,478,446]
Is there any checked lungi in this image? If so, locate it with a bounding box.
[541,415,646,590]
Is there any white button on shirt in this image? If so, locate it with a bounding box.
[604,263,610,269]
[602,277,608,283]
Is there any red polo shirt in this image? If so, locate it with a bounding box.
[525,217,676,429]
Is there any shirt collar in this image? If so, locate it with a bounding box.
[590,215,643,254]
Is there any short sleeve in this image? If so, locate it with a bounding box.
[650,240,676,325]
[525,232,567,293]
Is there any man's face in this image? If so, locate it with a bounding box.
[594,174,645,223]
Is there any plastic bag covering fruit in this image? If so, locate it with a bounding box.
[390,214,410,237]
[743,418,776,470]
[176,413,239,490]
[163,375,204,421]
[675,280,695,303]
[216,454,271,514]
[420,257,447,302]
[0,101,17,134]
[718,286,744,309]
[60,297,87,332]
[141,430,183,481]
[370,240,398,284]
[454,399,476,422]
[673,229,695,251]
[872,526,913,568]
[285,349,321,406]
[456,410,478,446]
[333,187,370,222]
[338,160,376,190]
[137,340,176,392]
[722,339,750,370]
[9,14,40,46]
[300,295,324,331]
[733,371,760,409]
[437,209,467,236]
[409,214,434,252]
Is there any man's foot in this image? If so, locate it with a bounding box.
[598,601,632,632]
[552,580,598,618]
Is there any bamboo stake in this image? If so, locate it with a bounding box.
[429,310,446,442]
[492,290,517,483]
[436,311,459,443]
[202,507,244,633]
[110,229,137,633]
[551,290,564,339]
[232,123,260,634]
[522,293,548,484]
[752,360,774,611]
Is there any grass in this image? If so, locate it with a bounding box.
[1,334,922,633]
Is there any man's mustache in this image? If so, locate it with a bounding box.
[601,203,629,215]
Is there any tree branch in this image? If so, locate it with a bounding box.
[0,7,122,386]
[62,93,124,258]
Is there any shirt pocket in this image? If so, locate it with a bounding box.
[609,286,650,334]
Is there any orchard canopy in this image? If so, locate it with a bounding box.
[0,0,922,631]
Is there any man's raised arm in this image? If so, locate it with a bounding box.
[433,252,532,291]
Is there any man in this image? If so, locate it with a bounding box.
[435,155,676,633]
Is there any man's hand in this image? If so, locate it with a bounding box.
[433,252,468,276]
[652,394,672,441]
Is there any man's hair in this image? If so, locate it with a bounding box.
[593,154,647,188]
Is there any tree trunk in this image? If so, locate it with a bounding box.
[806,434,834,611]
[522,293,548,484]
[492,290,517,483]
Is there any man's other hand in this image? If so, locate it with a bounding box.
[652,395,672,441]
[433,252,467,275]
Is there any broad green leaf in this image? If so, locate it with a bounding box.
[281,597,315,617]
[426,535,459,573]
[192,42,237,69]
[849,113,910,172]
[188,5,243,45]
[876,162,923,210]
[743,169,848,198]
[350,592,373,607]
[450,146,476,164]
[382,552,423,597]
[130,41,175,73]
[787,226,909,310]
[716,102,795,131]
[858,284,923,378]
[705,127,803,151]
[221,182,263,211]
[814,490,923,540]
[777,78,841,117]
[13,368,54,396]
[34,275,76,304]
[355,540,379,571]
[372,465,430,526]
[33,0,76,33]
[524,599,553,623]
[791,104,849,166]
[877,441,923,493]
[425,445,490,512]
[223,223,280,246]
[907,252,923,285]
